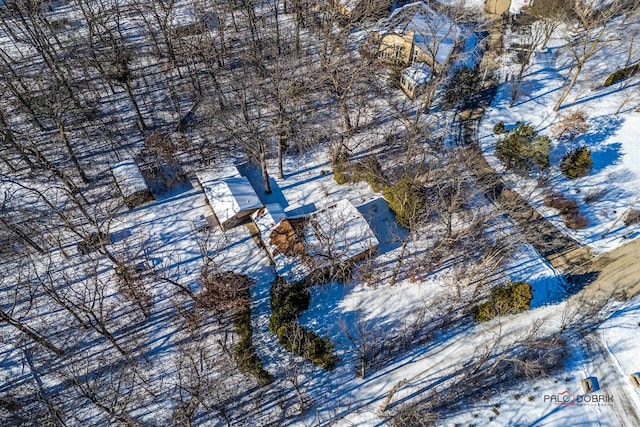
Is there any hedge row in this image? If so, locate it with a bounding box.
[269,280,338,370]
[233,309,273,386]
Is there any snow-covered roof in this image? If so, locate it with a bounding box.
[376,2,461,65]
[111,160,149,198]
[434,0,484,8]
[196,167,263,228]
[403,62,431,86]
[254,199,379,283]
[253,204,287,232]
[510,0,529,14]
[305,199,379,262]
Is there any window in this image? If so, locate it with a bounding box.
[409,46,421,64]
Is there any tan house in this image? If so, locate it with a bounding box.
[485,0,511,15]
[372,2,461,72]
[486,0,531,15]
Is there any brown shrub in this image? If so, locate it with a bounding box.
[543,192,579,214]
[199,271,252,312]
[552,110,589,141]
[625,209,640,226]
[563,211,589,229]
[543,192,589,229]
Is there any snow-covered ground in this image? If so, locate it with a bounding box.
[229,150,583,425]
[479,12,640,254]
[3,0,640,424]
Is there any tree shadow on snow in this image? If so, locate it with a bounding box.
[235,162,289,209]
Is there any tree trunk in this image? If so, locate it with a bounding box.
[259,143,272,193]
[380,379,408,413]
[55,118,89,183]
[554,63,582,112]
[338,97,352,136]
[0,309,63,355]
[277,135,285,180]
[123,80,147,132]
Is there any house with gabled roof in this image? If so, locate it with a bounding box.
[253,200,379,284]
[111,160,155,209]
[196,166,263,231]
[372,1,461,71]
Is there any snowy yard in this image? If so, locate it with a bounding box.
[479,12,640,254]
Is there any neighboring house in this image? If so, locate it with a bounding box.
[372,2,461,72]
[485,0,531,15]
[111,160,154,209]
[253,200,379,284]
[400,62,431,98]
[196,166,263,231]
[485,0,511,14]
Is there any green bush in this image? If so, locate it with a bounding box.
[269,280,338,370]
[332,149,350,184]
[493,121,506,135]
[269,281,309,333]
[604,64,639,87]
[383,175,425,228]
[473,282,533,322]
[560,146,592,179]
[276,323,338,370]
[233,309,273,385]
[352,156,386,192]
[496,123,550,175]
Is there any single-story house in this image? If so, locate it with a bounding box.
[196,166,263,231]
[253,200,379,284]
[111,160,154,209]
[371,2,461,71]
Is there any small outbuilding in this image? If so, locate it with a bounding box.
[400,62,431,99]
[111,160,154,209]
[196,167,263,231]
[630,373,640,388]
[582,377,598,393]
